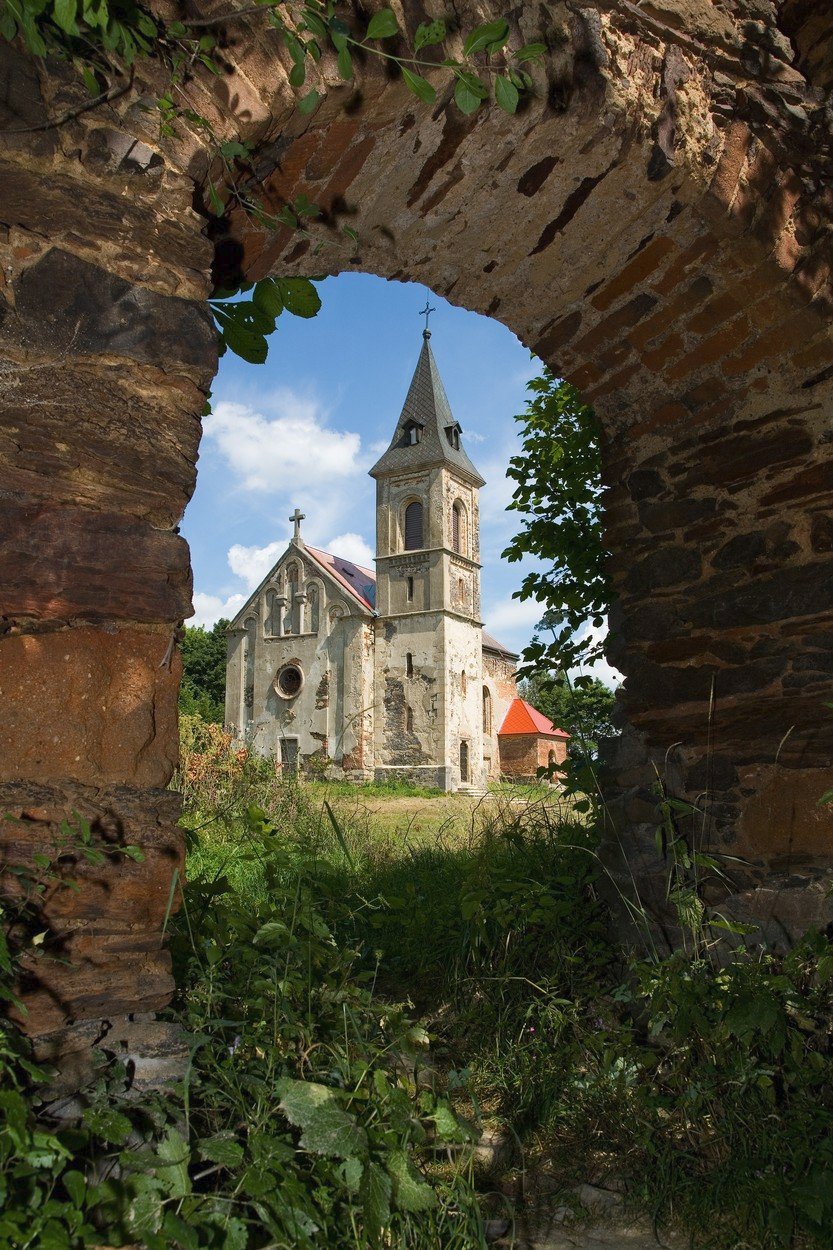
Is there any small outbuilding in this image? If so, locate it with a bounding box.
[497,698,570,783]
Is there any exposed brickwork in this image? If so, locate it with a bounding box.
[1,0,832,1074]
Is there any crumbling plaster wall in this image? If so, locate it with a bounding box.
[2,0,833,1071]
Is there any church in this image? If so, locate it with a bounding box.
[224,327,568,791]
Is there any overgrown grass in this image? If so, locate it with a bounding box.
[3,718,833,1249]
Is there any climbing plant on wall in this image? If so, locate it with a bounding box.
[1,0,547,363]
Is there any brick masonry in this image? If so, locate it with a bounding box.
[1,2,832,1074]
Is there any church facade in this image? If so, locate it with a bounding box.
[224,330,568,791]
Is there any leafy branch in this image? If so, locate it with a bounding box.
[1,0,547,363]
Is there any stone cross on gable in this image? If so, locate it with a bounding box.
[289,508,305,541]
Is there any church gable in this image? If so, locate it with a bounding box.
[229,542,374,637]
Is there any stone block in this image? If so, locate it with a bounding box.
[0,498,193,624]
[0,360,203,526]
[0,629,181,788]
[13,249,216,374]
[736,765,833,864]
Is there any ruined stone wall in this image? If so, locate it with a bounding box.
[2,1,833,1071]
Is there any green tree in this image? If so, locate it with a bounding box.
[179,619,229,723]
[503,372,612,674]
[519,673,616,761]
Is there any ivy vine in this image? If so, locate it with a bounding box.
[2,0,546,362]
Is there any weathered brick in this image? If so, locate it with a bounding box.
[591,236,677,312]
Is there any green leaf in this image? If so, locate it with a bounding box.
[82,1105,132,1145]
[253,278,284,319]
[342,1155,363,1192]
[297,88,321,115]
[277,276,322,318]
[53,0,79,35]
[366,8,398,40]
[414,19,446,50]
[495,73,519,113]
[218,319,269,365]
[337,45,353,79]
[156,1126,191,1198]
[514,41,546,62]
[277,1079,368,1158]
[401,67,435,103]
[63,1170,86,1207]
[302,7,326,39]
[817,788,833,806]
[387,1149,437,1212]
[128,1190,164,1238]
[289,60,306,87]
[285,30,305,62]
[198,1131,244,1168]
[454,73,485,116]
[218,140,250,160]
[463,19,509,57]
[361,1160,392,1234]
[0,7,18,39]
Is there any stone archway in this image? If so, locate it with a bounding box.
[1,1,832,1079]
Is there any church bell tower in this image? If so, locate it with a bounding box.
[369,326,486,791]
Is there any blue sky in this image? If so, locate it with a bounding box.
[183,272,619,683]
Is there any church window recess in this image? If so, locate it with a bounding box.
[482,686,492,735]
[404,501,423,550]
[461,669,467,697]
[285,564,300,634]
[264,588,281,637]
[406,652,414,678]
[275,663,304,699]
[452,501,467,555]
[405,421,422,445]
[406,576,414,602]
[446,423,461,450]
[280,737,300,772]
[307,585,320,634]
[459,740,469,783]
[406,705,414,732]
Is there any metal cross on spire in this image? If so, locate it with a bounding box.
[289,507,305,541]
[419,294,436,337]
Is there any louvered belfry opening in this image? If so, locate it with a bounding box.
[404,501,423,550]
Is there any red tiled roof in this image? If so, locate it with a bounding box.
[498,698,570,738]
[306,546,377,613]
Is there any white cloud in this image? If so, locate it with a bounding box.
[191,591,247,628]
[203,391,364,494]
[464,429,486,444]
[227,539,285,590]
[483,595,546,635]
[326,532,375,568]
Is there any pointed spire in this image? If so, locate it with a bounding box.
[369,332,485,486]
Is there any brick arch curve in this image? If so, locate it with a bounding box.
[1,1,832,1079]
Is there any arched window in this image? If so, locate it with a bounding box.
[406,653,414,678]
[243,617,257,726]
[406,705,414,733]
[459,740,469,783]
[452,501,467,555]
[404,501,423,551]
[308,585,320,634]
[285,564,299,634]
[461,669,467,697]
[548,749,556,768]
[482,686,492,736]
[264,588,280,637]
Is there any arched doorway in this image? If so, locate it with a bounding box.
[2,4,832,1067]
